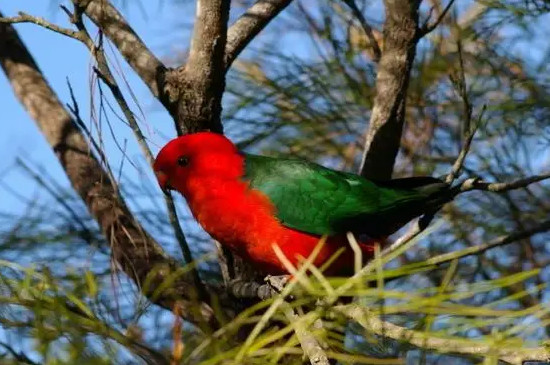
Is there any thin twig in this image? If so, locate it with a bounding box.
[0,12,82,40]
[385,168,550,259]
[419,0,456,36]
[424,219,550,268]
[72,0,167,99]
[457,173,550,194]
[381,214,435,257]
[0,342,40,365]
[342,0,381,62]
[445,106,485,184]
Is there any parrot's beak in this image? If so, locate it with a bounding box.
[155,170,173,195]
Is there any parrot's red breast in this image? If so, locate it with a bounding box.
[153,132,374,275]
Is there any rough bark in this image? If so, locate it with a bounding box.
[359,0,421,180]
[0,17,216,328]
[171,0,231,134]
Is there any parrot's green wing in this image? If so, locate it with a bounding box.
[243,154,448,237]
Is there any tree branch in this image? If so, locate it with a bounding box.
[382,170,550,259]
[284,304,330,365]
[338,305,550,365]
[457,173,550,193]
[342,0,381,62]
[225,0,293,70]
[169,0,230,134]
[72,0,167,101]
[424,219,550,268]
[359,0,421,180]
[0,14,215,328]
[59,3,206,300]
[418,0,456,36]
[0,12,82,40]
[0,342,40,365]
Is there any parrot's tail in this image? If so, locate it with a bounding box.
[363,176,452,237]
[379,176,452,211]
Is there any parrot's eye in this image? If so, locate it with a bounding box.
[177,156,190,167]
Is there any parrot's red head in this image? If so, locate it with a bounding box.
[153,132,243,194]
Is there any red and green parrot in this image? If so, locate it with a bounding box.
[153,132,449,275]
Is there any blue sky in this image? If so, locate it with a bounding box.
[0,1,188,217]
[2,1,550,236]
[0,0,307,220]
[0,2,198,357]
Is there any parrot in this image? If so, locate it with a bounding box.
[153,132,450,275]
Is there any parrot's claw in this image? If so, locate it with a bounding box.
[264,275,290,294]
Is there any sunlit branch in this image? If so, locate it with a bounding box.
[337,305,550,364]
[359,0,421,180]
[225,0,293,70]
[0,12,82,40]
[457,173,550,193]
[284,303,330,365]
[72,0,167,99]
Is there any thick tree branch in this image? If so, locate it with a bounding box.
[0,15,215,328]
[225,0,293,70]
[338,305,550,365]
[73,0,167,101]
[359,0,421,180]
[167,0,230,134]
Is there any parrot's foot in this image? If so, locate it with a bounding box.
[264,274,290,294]
[226,275,291,300]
